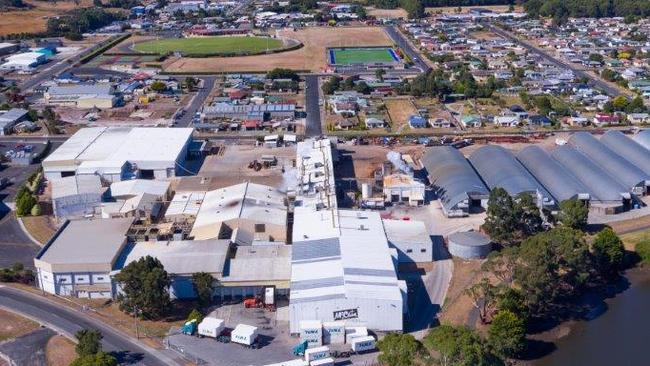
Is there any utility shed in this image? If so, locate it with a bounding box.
[382,219,432,263]
[551,145,630,213]
[568,132,649,195]
[516,146,592,203]
[600,131,650,177]
[469,145,554,207]
[420,146,489,217]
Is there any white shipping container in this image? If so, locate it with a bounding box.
[322,321,345,345]
[304,346,330,363]
[231,324,258,346]
[310,357,334,366]
[264,360,307,366]
[351,336,376,353]
[300,320,323,347]
[198,317,225,338]
[345,327,368,344]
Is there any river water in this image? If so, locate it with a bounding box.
[534,271,650,366]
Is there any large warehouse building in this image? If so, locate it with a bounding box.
[516,146,592,203]
[600,130,650,177]
[421,146,489,217]
[568,132,649,195]
[469,145,554,208]
[42,127,193,182]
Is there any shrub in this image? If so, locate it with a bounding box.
[636,239,650,265]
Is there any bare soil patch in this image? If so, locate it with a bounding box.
[0,0,93,36]
[0,309,39,342]
[45,335,76,366]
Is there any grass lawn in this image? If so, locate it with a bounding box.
[620,227,650,251]
[331,47,396,64]
[134,36,283,55]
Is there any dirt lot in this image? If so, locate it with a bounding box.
[164,26,392,73]
[198,144,296,188]
[45,335,76,366]
[337,143,425,180]
[0,308,39,342]
[366,6,408,18]
[385,98,417,132]
[0,0,94,36]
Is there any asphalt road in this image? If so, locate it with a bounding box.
[304,75,322,137]
[0,286,177,366]
[175,76,216,128]
[484,23,623,97]
[384,26,431,73]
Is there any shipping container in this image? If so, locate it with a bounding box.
[231,324,258,346]
[323,321,345,345]
[304,346,330,363]
[350,336,376,353]
[345,326,368,343]
[197,317,225,338]
[300,320,323,347]
[310,357,334,366]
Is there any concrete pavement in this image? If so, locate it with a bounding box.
[0,286,180,366]
[175,76,217,128]
[304,75,323,137]
[384,26,431,73]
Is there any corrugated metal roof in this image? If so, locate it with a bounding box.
[633,129,650,151]
[568,132,647,190]
[551,145,629,202]
[469,145,552,203]
[517,145,592,202]
[600,130,650,176]
[421,146,489,213]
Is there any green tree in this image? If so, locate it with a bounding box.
[488,310,526,358]
[558,199,589,230]
[497,287,528,321]
[70,352,117,366]
[75,329,102,357]
[514,193,544,238]
[482,247,518,283]
[636,238,650,264]
[483,188,520,246]
[514,227,592,317]
[376,333,420,366]
[611,95,629,111]
[626,96,646,113]
[191,272,215,307]
[375,68,386,82]
[592,227,625,276]
[114,256,171,320]
[464,278,499,324]
[186,308,203,324]
[424,325,503,366]
[150,81,167,93]
[266,68,299,81]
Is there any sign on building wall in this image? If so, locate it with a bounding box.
[333,308,358,321]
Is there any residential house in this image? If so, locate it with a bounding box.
[408,115,428,128]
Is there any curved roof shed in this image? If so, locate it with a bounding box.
[421,146,489,215]
[516,146,591,203]
[600,130,650,176]
[633,129,650,151]
[551,145,630,203]
[469,145,553,205]
[568,132,648,191]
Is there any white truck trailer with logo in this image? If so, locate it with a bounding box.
[350,336,376,353]
[305,346,330,363]
[231,324,259,347]
[198,317,225,338]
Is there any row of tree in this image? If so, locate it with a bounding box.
[46,7,123,40]
[395,68,504,99]
[524,0,650,23]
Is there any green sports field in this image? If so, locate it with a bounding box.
[329,47,398,65]
[133,36,284,55]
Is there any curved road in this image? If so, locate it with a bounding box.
[0,286,177,366]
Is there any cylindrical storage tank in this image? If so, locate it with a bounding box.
[448,231,492,259]
[361,183,370,199]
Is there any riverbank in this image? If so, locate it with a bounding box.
[527,265,650,365]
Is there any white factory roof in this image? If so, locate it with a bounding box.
[6,52,44,62]
[51,175,103,199]
[382,219,430,248]
[190,182,287,240]
[47,83,113,97]
[165,191,205,218]
[295,138,337,210]
[110,179,170,199]
[43,127,193,173]
[223,244,291,284]
[291,209,402,304]
[35,218,133,272]
[115,239,230,275]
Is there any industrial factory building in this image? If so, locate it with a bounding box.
[469,145,555,208]
[42,127,193,182]
[289,138,405,334]
[421,146,489,217]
